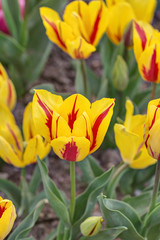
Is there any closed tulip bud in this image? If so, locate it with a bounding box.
[0,197,16,240]
[112,55,129,91]
[80,216,103,237]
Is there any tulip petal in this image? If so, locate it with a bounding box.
[23,102,36,141]
[0,199,16,240]
[138,44,160,83]
[124,99,134,130]
[72,112,93,143]
[114,124,140,164]
[66,36,95,59]
[63,1,91,42]
[130,145,157,169]
[90,98,114,153]
[40,7,74,51]
[58,94,91,132]
[32,90,63,141]
[106,2,135,45]
[89,1,108,46]
[51,136,90,162]
[0,136,24,167]
[36,136,51,160]
[23,136,39,165]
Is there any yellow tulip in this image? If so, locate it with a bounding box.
[106,0,156,45]
[0,103,50,168]
[32,90,114,162]
[0,63,16,110]
[40,6,96,59]
[145,99,160,160]
[133,21,160,83]
[0,196,16,240]
[114,99,156,169]
[80,216,103,236]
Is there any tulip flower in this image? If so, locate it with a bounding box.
[145,99,160,160]
[133,21,160,83]
[0,63,16,110]
[0,0,25,34]
[106,0,156,45]
[0,196,16,240]
[40,0,108,59]
[80,216,103,236]
[114,99,156,168]
[0,103,50,168]
[32,90,115,162]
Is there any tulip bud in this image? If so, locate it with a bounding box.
[112,55,129,91]
[123,21,133,48]
[0,197,16,240]
[80,216,103,237]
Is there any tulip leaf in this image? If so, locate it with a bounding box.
[30,83,55,95]
[143,204,160,237]
[45,229,57,240]
[123,191,152,217]
[72,168,113,237]
[28,164,42,194]
[8,200,44,240]
[98,194,144,240]
[19,237,35,240]
[86,65,101,96]
[79,226,127,240]
[37,157,70,226]
[78,155,104,183]
[147,224,160,240]
[0,178,21,208]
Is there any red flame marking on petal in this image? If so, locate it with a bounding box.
[90,102,114,152]
[149,145,154,158]
[7,124,21,151]
[56,116,60,138]
[74,38,84,59]
[83,114,90,141]
[60,139,79,161]
[90,3,102,44]
[142,47,159,82]
[0,202,7,218]
[7,80,12,107]
[134,21,147,51]
[36,93,53,140]
[43,16,66,49]
[68,95,79,132]
[145,134,150,149]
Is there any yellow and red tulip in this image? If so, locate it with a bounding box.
[0,63,16,110]
[0,196,16,240]
[145,99,160,160]
[114,99,156,168]
[106,0,156,45]
[133,21,160,83]
[0,103,50,168]
[32,90,115,162]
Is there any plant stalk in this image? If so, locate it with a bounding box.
[149,160,160,212]
[80,59,88,97]
[69,161,76,223]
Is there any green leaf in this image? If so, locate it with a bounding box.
[29,164,42,194]
[147,224,160,240]
[79,227,127,240]
[30,83,55,95]
[98,194,144,240]
[143,204,160,237]
[86,66,101,96]
[45,229,57,240]
[0,178,21,208]
[78,155,104,183]
[8,200,44,240]
[72,168,113,237]
[37,158,70,226]
[123,192,152,217]
[19,237,36,240]
[97,78,108,99]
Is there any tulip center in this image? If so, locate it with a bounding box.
[0,203,7,218]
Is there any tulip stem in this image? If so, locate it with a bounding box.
[69,161,76,223]
[149,160,160,212]
[151,83,156,100]
[80,59,88,97]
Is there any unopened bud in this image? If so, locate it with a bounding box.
[123,20,133,48]
[80,216,103,237]
[112,55,129,91]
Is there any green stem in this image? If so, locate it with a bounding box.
[151,83,156,100]
[149,160,160,212]
[69,161,76,223]
[21,167,26,179]
[80,59,88,97]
